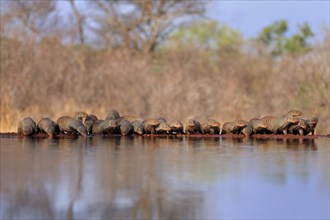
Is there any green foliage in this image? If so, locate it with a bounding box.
[168,20,243,52]
[257,20,314,56]
[259,20,287,56]
[284,22,314,54]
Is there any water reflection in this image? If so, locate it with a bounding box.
[0,137,329,219]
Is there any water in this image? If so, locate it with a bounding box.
[0,136,329,219]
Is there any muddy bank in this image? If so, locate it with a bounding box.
[0,132,329,139]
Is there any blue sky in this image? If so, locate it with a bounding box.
[58,1,329,41]
[207,0,329,40]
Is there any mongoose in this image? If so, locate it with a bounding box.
[287,110,303,117]
[121,115,143,123]
[132,120,144,135]
[156,117,167,123]
[184,119,202,134]
[115,118,134,135]
[155,122,172,134]
[249,118,268,134]
[92,120,117,134]
[242,125,253,136]
[143,119,161,134]
[304,117,318,135]
[57,116,87,136]
[86,114,98,121]
[170,121,184,134]
[37,118,59,136]
[288,118,307,135]
[261,114,298,134]
[221,120,247,134]
[17,117,37,136]
[202,119,221,135]
[84,115,98,135]
[105,109,120,120]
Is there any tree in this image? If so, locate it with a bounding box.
[89,0,205,52]
[284,22,314,54]
[168,20,243,52]
[258,20,288,56]
[69,0,85,45]
[257,20,314,57]
[0,0,59,41]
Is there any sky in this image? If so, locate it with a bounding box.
[57,0,330,42]
[207,0,329,40]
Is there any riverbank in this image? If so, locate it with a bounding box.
[1,133,329,139]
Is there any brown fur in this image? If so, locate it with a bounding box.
[202,119,220,134]
[37,118,59,136]
[92,119,117,134]
[170,121,184,134]
[156,122,172,134]
[143,119,161,134]
[18,117,37,136]
[221,120,247,134]
[105,109,120,120]
[57,116,87,136]
[184,119,202,134]
[288,118,307,135]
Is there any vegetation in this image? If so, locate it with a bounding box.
[0,1,329,134]
[257,20,314,56]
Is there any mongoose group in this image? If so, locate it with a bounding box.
[17,109,318,137]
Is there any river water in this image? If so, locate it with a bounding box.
[0,136,329,219]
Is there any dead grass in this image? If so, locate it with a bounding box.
[1,37,329,134]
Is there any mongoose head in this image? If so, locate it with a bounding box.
[148,119,161,126]
[22,126,35,136]
[287,116,299,124]
[298,119,307,129]
[242,126,253,136]
[170,121,183,129]
[287,110,303,117]
[120,124,131,135]
[235,120,248,128]
[187,119,196,127]
[132,121,144,134]
[84,117,97,135]
[310,117,318,127]
[157,122,172,132]
[45,125,57,136]
[207,119,220,127]
[135,126,144,135]
[108,120,117,128]
[76,125,87,137]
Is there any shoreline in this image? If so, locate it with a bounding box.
[0,133,329,139]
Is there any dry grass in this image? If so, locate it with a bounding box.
[1,36,329,134]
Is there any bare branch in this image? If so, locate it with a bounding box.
[69,0,85,45]
[89,0,205,52]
